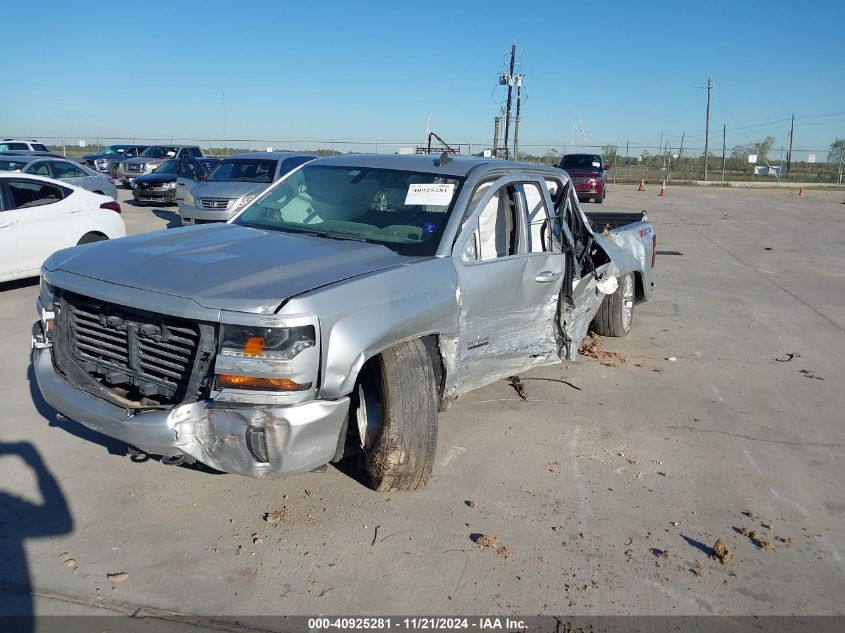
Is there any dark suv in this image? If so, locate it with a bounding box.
[559,153,608,203]
[80,144,150,177]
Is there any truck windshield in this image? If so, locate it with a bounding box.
[560,155,602,170]
[207,159,277,183]
[100,146,124,155]
[234,165,463,256]
[141,146,177,158]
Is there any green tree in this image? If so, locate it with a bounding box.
[731,136,776,162]
[828,139,845,164]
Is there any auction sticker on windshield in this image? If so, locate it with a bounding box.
[405,183,455,206]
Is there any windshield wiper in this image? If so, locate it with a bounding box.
[241,223,369,243]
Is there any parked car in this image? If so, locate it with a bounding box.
[31,154,655,491]
[0,173,125,283]
[80,144,149,177]
[131,157,220,206]
[117,146,203,187]
[559,153,608,203]
[0,155,117,200]
[178,152,315,224]
[0,138,49,152]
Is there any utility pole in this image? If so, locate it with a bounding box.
[704,76,713,180]
[786,113,795,178]
[720,124,726,187]
[513,74,523,160]
[492,116,500,158]
[502,43,516,159]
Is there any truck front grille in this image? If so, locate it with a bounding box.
[126,163,143,172]
[57,292,216,405]
[199,198,235,209]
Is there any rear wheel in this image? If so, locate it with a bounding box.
[357,339,439,492]
[110,164,119,179]
[77,233,107,245]
[592,273,634,336]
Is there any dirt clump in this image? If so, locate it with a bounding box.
[476,534,499,549]
[547,461,560,473]
[711,539,733,565]
[775,536,794,545]
[107,572,128,584]
[465,500,478,509]
[496,546,512,560]
[263,507,290,525]
[579,332,626,367]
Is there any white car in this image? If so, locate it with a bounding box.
[0,173,126,283]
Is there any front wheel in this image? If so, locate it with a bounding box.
[357,339,438,492]
[592,273,634,336]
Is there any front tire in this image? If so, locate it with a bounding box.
[358,339,438,492]
[592,273,634,336]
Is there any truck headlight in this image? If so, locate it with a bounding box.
[162,182,176,190]
[215,324,317,392]
[184,189,195,206]
[39,278,54,310]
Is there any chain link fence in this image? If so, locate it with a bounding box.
[9,135,843,186]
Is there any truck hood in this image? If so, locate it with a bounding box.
[44,224,418,314]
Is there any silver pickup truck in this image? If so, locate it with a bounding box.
[32,154,655,492]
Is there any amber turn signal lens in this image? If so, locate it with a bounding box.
[242,336,265,356]
[217,375,312,391]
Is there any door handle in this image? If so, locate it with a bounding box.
[535,271,560,283]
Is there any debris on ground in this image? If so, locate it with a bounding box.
[107,572,129,584]
[579,332,626,367]
[742,510,758,520]
[508,375,528,401]
[547,461,560,473]
[798,369,824,381]
[711,539,733,565]
[304,488,315,497]
[496,546,512,560]
[263,507,290,524]
[666,356,677,362]
[775,536,794,545]
[465,499,478,509]
[252,533,264,545]
[774,352,800,362]
[691,562,705,577]
[476,534,499,549]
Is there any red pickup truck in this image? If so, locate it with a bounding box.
[559,153,608,203]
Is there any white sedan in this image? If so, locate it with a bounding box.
[0,173,126,283]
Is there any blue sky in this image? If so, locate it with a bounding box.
[1,0,843,155]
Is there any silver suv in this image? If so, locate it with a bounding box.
[117,145,203,187]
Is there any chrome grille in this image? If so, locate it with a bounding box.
[571,177,590,184]
[61,293,205,402]
[199,198,235,209]
[126,163,143,172]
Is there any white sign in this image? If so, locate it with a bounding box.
[78,140,86,148]
[482,149,492,158]
[637,155,643,162]
[265,147,273,152]
[405,183,456,206]
[808,154,816,163]
[748,154,757,164]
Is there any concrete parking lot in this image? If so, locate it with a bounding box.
[1,184,844,622]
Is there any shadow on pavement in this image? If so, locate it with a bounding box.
[0,442,73,631]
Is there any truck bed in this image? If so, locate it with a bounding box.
[584,210,648,231]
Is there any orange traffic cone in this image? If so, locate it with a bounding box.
[658,183,667,197]
[638,179,645,191]
[798,186,805,196]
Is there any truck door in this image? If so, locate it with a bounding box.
[452,176,566,392]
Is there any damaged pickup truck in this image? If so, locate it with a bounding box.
[32,154,655,491]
